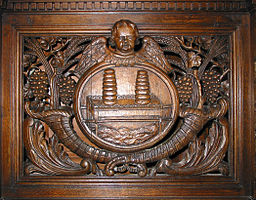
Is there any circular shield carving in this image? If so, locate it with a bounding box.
[74,63,179,153]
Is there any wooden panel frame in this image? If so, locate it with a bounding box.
[1,1,255,199]
[251,1,256,198]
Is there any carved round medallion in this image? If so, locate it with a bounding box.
[74,63,179,152]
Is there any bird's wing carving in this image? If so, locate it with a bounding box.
[138,36,173,74]
[75,37,109,76]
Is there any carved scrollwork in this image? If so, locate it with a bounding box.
[24,118,90,176]
[23,20,230,177]
[151,113,229,176]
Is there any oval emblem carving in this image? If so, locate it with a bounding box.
[23,19,229,177]
[74,63,179,152]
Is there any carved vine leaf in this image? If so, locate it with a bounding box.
[24,118,90,176]
[154,36,230,108]
[23,33,230,177]
[23,36,95,109]
[154,118,229,176]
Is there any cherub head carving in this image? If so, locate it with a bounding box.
[110,19,139,55]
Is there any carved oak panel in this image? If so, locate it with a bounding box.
[22,21,230,177]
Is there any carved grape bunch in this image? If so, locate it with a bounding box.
[23,22,230,177]
[202,70,221,104]
[29,70,49,100]
[175,76,193,104]
[58,76,76,105]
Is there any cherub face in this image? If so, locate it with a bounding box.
[114,26,136,54]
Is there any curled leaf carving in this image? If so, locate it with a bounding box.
[23,21,230,177]
[24,118,90,176]
[152,118,229,176]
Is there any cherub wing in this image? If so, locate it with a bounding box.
[75,37,108,76]
[138,36,173,74]
[153,36,188,70]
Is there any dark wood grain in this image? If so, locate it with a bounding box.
[0,9,2,200]
[252,1,256,198]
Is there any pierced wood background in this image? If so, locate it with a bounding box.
[22,34,231,177]
[0,0,255,199]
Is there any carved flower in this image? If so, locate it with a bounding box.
[23,54,37,68]
[39,37,56,51]
[216,53,229,67]
[187,52,201,68]
[198,36,213,50]
[50,51,64,69]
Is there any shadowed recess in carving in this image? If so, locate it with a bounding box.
[23,20,230,177]
[97,123,158,145]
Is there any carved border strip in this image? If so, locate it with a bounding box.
[3,1,249,12]
[0,9,254,199]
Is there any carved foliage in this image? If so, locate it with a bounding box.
[153,118,229,176]
[24,118,90,176]
[23,36,94,109]
[23,23,230,177]
[153,35,230,108]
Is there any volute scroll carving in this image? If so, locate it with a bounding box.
[23,20,230,177]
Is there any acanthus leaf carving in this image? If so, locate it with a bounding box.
[151,117,229,176]
[24,117,91,176]
[23,20,230,177]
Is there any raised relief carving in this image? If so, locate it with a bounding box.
[74,20,177,153]
[5,1,248,12]
[23,20,230,177]
[24,118,90,176]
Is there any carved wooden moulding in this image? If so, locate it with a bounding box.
[2,0,249,12]
[23,20,230,177]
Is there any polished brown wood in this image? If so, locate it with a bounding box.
[1,0,255,199]
[21,20,228,177]
[252,1,256,198]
